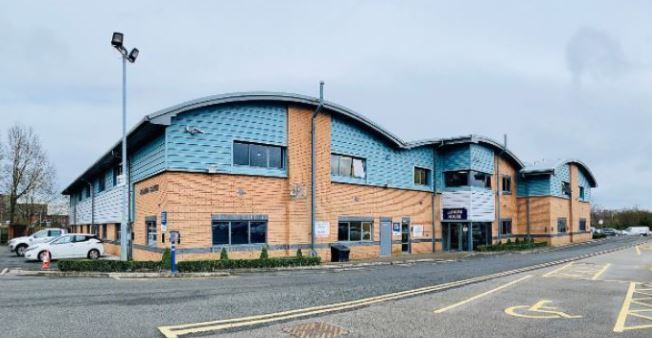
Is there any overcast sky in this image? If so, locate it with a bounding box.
[1,1,651,209]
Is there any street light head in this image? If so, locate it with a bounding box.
[128,48,139,63]
[111,32,124,48]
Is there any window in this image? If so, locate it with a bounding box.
[337,221,373,242]
[146,218,157,247]
[502,175,512,193]
[414,167,430,186]
[52,235,74,244]
[47,229,62,237]
[101,224,107,239]
[579,218,587,231]
[557,218,568,233]
[562,181,571,197]
[444,171,469,187]
[233,141,285,169]
[77,192,82,202]
[579,186,585,200]
[501,219,512,235]
[211,219,268,245]
[32,230,47,238]
[115,224,121,240]
[84,186,91,199]
[97,177,105,193]
[331,154,366,179]
[470,172,492,189]
[113,164,123,187]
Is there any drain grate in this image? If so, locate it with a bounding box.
[283,322,349,338]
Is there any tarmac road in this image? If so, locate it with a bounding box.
[0,236,647,337]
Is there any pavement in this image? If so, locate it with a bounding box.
[0,236,648,337]
[0,245,53,271]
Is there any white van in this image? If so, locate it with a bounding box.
[624,226,650,236]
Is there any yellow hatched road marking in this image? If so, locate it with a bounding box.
[636,246,641,256]
[614,282,652,332]
[543,263,574,278]
[434,275,532,313]
[592,263,611,280]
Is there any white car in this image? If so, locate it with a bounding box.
[24,234,105,261]
[624,226,651,236]
[8,228,67,256]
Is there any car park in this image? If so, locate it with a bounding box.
[623,226,651,236]
[23,233,104,261]
[8,228,67,256]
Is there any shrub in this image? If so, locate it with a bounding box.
[177,256,321,272]
[515,238,520,244]
[161,248,171,269]
[260,246,269,259]
[58,260,163,272]
[296,248,303,258]
[506,238,512,244]
[220,248,229,260]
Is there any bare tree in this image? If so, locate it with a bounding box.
[1,124,56,226]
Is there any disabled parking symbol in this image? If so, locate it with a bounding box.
[505,300,582,319]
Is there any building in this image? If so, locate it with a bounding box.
[62,92,597,261]
[0,194,69,240]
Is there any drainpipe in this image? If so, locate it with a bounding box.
[496,134,506,241]
[310,81,324,257]
[431,146,436,252]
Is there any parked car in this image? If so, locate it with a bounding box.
[8,228,67,256]
[601,228,618,236]
[623,226,651,236]
[24,234,104,261]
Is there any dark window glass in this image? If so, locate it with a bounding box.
[502,176,512,193]
[338,156,352,177]
[338,222,348,241]
[233,142,249,166]
[113,164,122,187]
[471,172,491,188]
[102,224,107,239]
[212,221,229,245]
[557,218,567,233]
[48,230,62,237]
[445,171,469,187]
[579,219,587,231]
[349,222,362,241]
[250,221,267,244]
[562,182,571,197]
[501,220,512,235]
[249,144,267,167]
[98,177,105,192]
[231,221,249,245]
[268,147,283,169]
[73,235,89,242]
[414,167,430,186]
[579,186,585,200]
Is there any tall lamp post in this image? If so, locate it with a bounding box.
[111,32,139,261]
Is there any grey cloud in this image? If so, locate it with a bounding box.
[566,27,629,86]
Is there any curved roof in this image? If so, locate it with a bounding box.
[521,159,598,187]
[63,91,530,193]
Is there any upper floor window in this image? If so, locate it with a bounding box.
[579,186,585,200]
[471,172,492,189]
[331,154,366,179]
[233,141,285,169]
[414,167,430,186]
[97,177,105,193]
[557,218,568,233]
[502,175,512,193]
[562,181,571,197]
[113,164,122,187]
[444,171,469,187]
[84,186,91,199]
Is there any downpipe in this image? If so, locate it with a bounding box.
[310,81,324,257]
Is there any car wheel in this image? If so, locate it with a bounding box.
[88,249,100,260]
[38,251,50,262]
[15,245,27,257]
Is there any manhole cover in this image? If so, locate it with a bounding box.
[283,322,349,338]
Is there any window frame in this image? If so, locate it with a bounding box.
[145,218,157,247]
[113,164,123,187]
[562,181,571,197]
[578,186,585,200]
[331,153,366,179]
[211,219,268,246]
[444,170,469,187]
[337,220,373,242]
[232,141,286,170]
[500,219,512,236]
[579,218,587,232]
[557,217,568,233]
[502,175,512,194]
[414,167,431,186]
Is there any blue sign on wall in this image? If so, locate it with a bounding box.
[443,208,467,220]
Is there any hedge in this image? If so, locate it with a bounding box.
[58,255,321,272]
[58,260,163,272]
[177,256,321,272]
[477,238,547,252]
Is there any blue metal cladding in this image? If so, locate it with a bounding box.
[577,167,592,202]
[130,133,166,183]
[517,176,552,196]
[166,103,287,177]
[550,163,570,198]
[470,144,494,174]
[436,144,494,192]
[441,145,471,172]
[330,116,433,191]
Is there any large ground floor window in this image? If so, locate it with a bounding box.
[338,220,373,242]
[212,217,267,245]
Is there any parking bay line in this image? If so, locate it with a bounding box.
[543,262,574,278]
[434,275,532,313]
[591,263,611,280]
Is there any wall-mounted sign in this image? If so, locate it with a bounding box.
[161,211,168,233]
[412,224,423,237]
[392,222,401,235]
[139,184,159,196]
[443,208,467,221]
[316,221,330,237]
